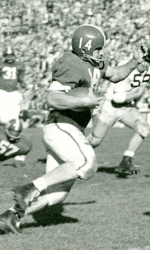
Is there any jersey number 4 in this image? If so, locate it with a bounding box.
[79,38,92,50]
[0,140,19,156]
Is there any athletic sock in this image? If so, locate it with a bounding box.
[33,177,47,192]
[124,150,135,157]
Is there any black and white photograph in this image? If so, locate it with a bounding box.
[0,0,152,251]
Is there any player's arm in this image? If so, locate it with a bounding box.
[0,139,20,161]
[104,45,148,83]
[47,88,102,110]
[17,63,26,89]
[112,84,145,103]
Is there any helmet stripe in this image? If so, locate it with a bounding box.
[7,46,12,54]
[78,24,106,44]
[15,119,20,131]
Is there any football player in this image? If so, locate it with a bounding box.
[0,119,32,166]
[0,46,26,126]
[0,24,149,234]
[87,57,150,175]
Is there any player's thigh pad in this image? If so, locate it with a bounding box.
[43,123,97,180]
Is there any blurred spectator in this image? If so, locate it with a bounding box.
[0,0,150,117]
[42,1,55,26]
[46,0,54,12]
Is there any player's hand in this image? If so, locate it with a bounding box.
[135,84,145,99]
[133,45,149,64]
[138,83,145,94]
[86,88,103,108]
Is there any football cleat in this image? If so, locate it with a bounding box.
[0,210,21,234]
[116,156,140,175]
[13,182,40,215]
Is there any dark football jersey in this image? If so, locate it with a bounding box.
[0,127,32,161]
[0,60,25,92]
[52,51,108,90]
[50,51,108,128]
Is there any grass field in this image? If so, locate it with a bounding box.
[0,126,150,250]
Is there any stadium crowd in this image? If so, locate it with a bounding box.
[0,0,150,114]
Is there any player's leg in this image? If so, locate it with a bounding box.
[87,115,111,148]
[9,91,23,121]
[34,122,97,186]
[25,180,75,215]
[25,152,74,215]
[0,90,11,125]
[0,122,97,233]
[44,151,75,206]
[0,153,73,234]
[120,107,150,152]
[117,107,150,173]
[13,122,97,217]
[87,98,117,148]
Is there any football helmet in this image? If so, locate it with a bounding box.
[5,119,23,142]
[3,46,16,63]
[72,24,107,68]
[46,0,54,10]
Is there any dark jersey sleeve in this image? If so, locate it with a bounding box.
[16,61,25,87]
[51,52,83,89]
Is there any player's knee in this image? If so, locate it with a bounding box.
[76,154,98,181]
[136,120,150,138]
[87,133,102,148]
[145,125,150,137]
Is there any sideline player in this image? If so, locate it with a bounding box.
[0,46,26,126]
[0,24,149,234]
[87,57,150,175]
[0,119,32,166]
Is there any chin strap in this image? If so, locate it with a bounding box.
[83,54,106,69]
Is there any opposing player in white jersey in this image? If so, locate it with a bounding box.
[87,57,150,175]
